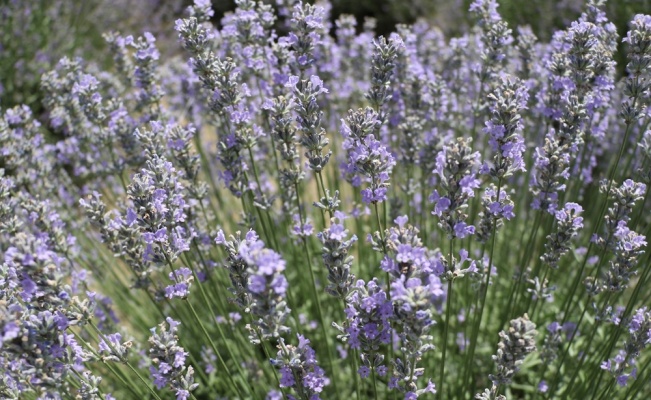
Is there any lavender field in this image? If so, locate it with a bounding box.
[2,0,651,399]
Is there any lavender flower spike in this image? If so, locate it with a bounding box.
[541,202,584,269]
[429,137,481,239]
[148,318,199,399]
[481,74,528,179]
[341,108,396,204]
[476,314,537,399]
[216,229,291,343]
[270,334,330,399]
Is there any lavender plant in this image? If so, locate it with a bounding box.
[3,0,651,399]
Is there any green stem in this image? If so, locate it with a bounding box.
[317,170,333,219]
[181,253,256,397]
[464,180,502,397]
[351,344,362,400]
[439,279,453,400]
[71,328,144,399]
[258,329,287,399]
[558,93,639,326]
[295,182,341,400]
[503,209,542,325]
[373,202,387,252]
[89,322,162,400]
[186,299,245,398]
[124,361,164,400]
[372,365,379,400]
[193,129,224,207]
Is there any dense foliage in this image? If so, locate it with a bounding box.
[2,0,651,399]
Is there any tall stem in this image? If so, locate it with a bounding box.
[464,179,502,398]
[439,279,453,400]
[294,182,341,400]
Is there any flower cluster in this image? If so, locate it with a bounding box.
[601,307,651,387]
[481,74,528,179]
[476,314,537,399]
[216,229,291,343]
[601,222,647,292]
[541,202,584,269]
[127,153,193,265]
[129,32,163,118]
[266,96,303,213]
[366,34,404,122]
[288,1,326,73]
[476,184,515,243]
[530,132,571,213]
[389,275,439,398]
[270,334,330,399]
[601,180,646,242]
[429,138,481,239]
[491,314,538,385]
[469,0,513,81]
[98,332,133,363]
[621,14,651,122]
[375,216,436,279]
[341,107,396,204]
[80,191,154,290]
[290,74,331,173]
[334,278,393,378]
[317,211,358,299]
[148,318,199,400]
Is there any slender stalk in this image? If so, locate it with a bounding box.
[372,200,395,390]
[440,237,454,399]
[294,182,342,400]
[502,210,551,318]
[371,365,379,400]
[373,202,386,252]
[461,246,485,391]
[124,361,164,400]
[88,322,163,400]
[193,128,224,208]
[558,94,639,327]
[180,253,256,397]
[351,341,363,400]
[247,146,279,249]
[438,279,453,400]
[257,329,287,399]
[186,300,245,398]
[464,180,502,397]
[71,328,144,399]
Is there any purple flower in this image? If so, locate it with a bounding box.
[148,319,198,395]
[482,75,528,179]
[272,334,329,397]
[454,222,475,239]
[429,138,480,239]
[358,366,371,378]
[541,202,584,269]
[1,322,20,348]
[216,229,291,342]
[165,267,193,299]
[342,108,396,204]
[538,381,548,393]
[279,366,295,387]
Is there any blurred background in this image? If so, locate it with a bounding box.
[2,0,650,113]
